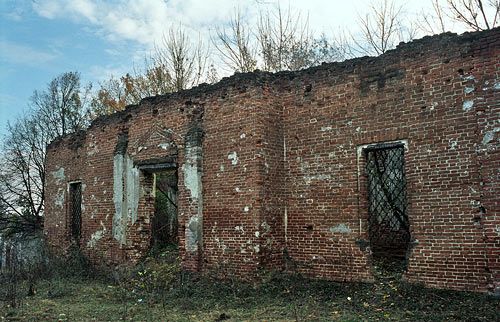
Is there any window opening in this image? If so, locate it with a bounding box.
[152,170,178,251]
[365,144,410,272]
[69,182,82,245]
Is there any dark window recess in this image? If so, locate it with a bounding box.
[152,170,178,248]
[365,145,410,261]
[69,182,82,244]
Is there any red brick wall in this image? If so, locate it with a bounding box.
[44,28,499,292]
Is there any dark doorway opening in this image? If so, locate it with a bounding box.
[152,170,179,252]
[365,144,410,275]
[69,182,82,245]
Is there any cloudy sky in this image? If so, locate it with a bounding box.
[0,0,443,136]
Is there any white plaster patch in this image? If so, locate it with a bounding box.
[228,151,238,165]
[304,174,331,185]
[235,187,241,192]
[112,154,140,245]
[240,133,246,139]
[462,100,474,111]
[51,167,65,184]
[87,142,99,156]
[356,127,361,132]
[449,139,458,150]
[494,82,500,90]
[463,75,475,81]
[255,231,260,238]
[54,188,64,208]
[464,86,475,94]
[260,221,270,233]
[329,223,352,234]
[235,225,245,233]
[87,222,107,248]
[243,206,250,212]
[158,142,171,150]
[183,163,200,200]
[253,245,260,253]
[482,128,500,145]
[321,126,332,132]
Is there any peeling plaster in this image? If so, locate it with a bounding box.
[183,161,200,200]
[330,223,352,234]
[482,128,500,145]
[112,153,140,245]
[158,142,172,150]
[260,222,270,233]
[304,174,331,184]
[87,142,99,156]
[449,139,458,150]
[54,188,64,208]
[183,118,204,253]
[463,100,474,111]
[51,167,65,184]
[228,151,238,165]
[464,86,475,94]
[186,215,201,252]
[87,222,107,248]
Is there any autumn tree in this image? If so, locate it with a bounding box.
[91,26,209,117]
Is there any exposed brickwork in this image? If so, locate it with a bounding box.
[44,28,499,292]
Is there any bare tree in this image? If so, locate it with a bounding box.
[446,0,499,30]
[0,72,89,238]
[257,4,314,71]
[418,0,499,34]
[212,6,343,74]
[155,26,209,91]
[213,10,257,73]
[352,0,416,56]
[418,0,449,34]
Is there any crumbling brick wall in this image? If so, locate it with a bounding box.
[44,28,499,292]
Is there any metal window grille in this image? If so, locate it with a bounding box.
[69,182,82,243]
[365,145,410,259]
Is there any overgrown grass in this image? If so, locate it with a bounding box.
[1,271,498,321]
[0,247,498,321]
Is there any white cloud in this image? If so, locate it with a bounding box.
[31,0,263,50]
[0,41,58,66]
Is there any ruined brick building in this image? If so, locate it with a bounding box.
[44,28,499,293]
